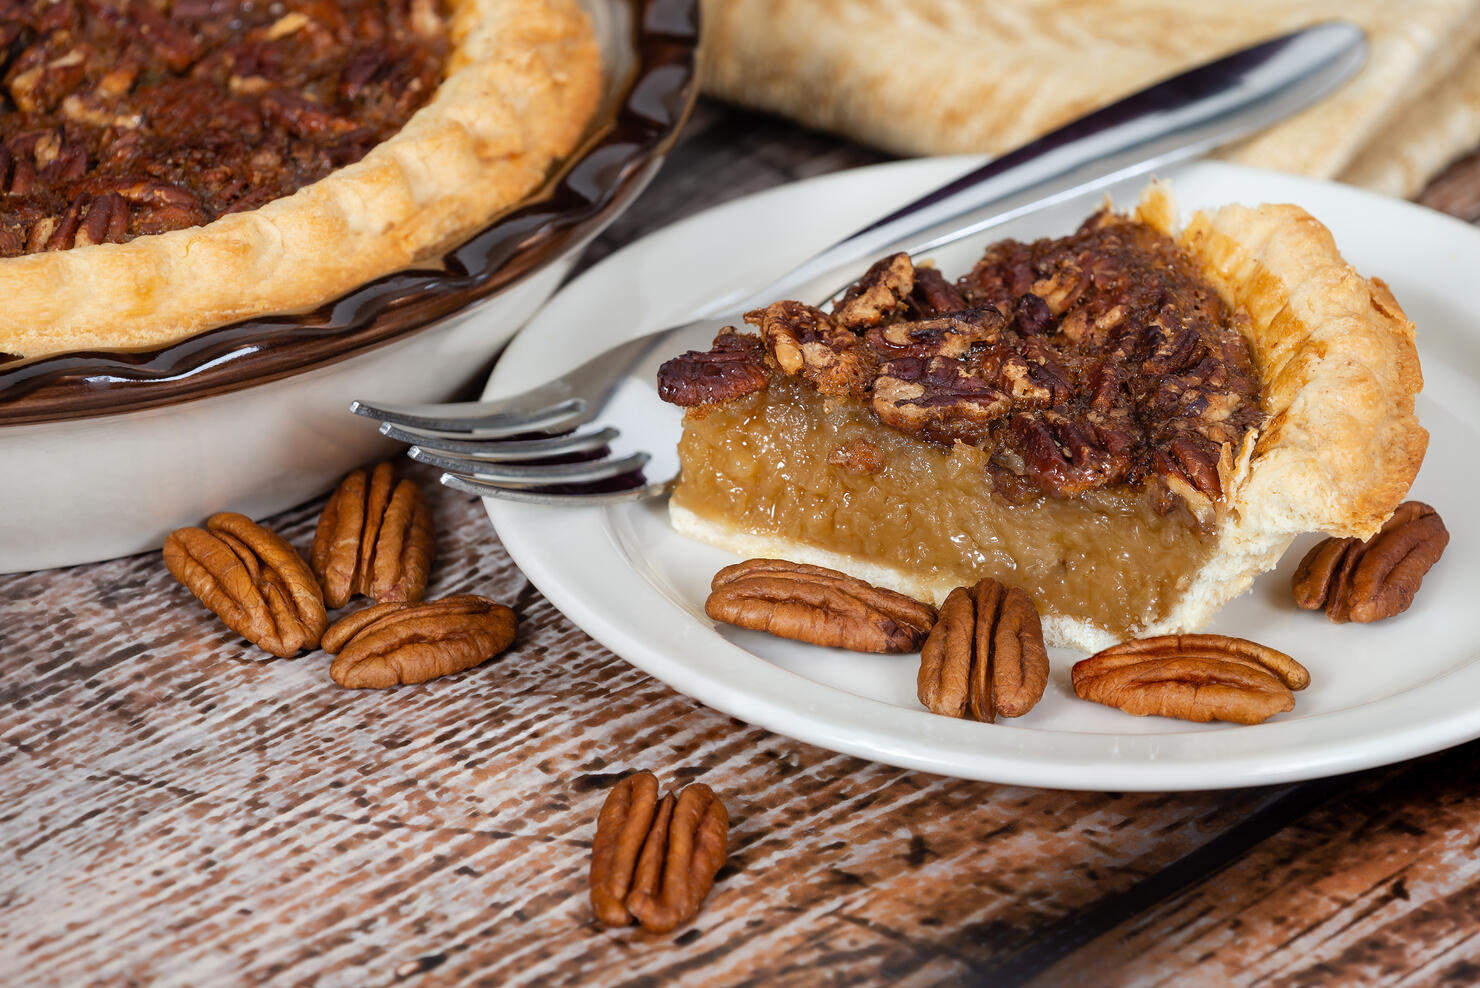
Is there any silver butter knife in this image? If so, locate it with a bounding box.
[354,21,1367,503]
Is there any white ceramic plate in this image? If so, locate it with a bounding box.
[484,158,1478,791]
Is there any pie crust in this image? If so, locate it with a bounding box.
[0,0,600,359]
[661,184,1427,651]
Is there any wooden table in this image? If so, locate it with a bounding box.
[5,102,1479,987]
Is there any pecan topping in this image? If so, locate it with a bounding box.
[831,252,914,330]
[590,771,729,933]
[907,264,967,317]
[660,213,1265,510]
[324,594,516,689]
[1072,634,1310,725]
[1292,501,1449,623]
[657,330,771,409]
[163,511,327,658]
[311,462,434,609]
[0,0,448,257]
[746,300,875,397]
[917,579,1049,722]
[706,558,937,653]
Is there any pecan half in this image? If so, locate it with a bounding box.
[1072,635,1310,725]
[706,559,937,653]
[324,594,516,689]
[163,512,327,657]
[590,771,729,933]
[657,330,771,409]
[311,462,434,609]
[917,579,1049,722]
[1292,501,1448,623]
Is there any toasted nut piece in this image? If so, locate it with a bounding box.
[657,329,771,409]
[1072,634,1309,725]
[163,512,326,658]
[918,578,1048,722]
[706,558,937,653]
[311,462,434,609]
[1293,501,1448,622]
[327,594,515,689]
[590,772,728,933]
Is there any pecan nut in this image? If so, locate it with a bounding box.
[590,771,729,933]
[746,300,876,397]
[917,579,1049,722]
[324,594,516,689]
[1071,634,1310,725]
[706,559,937,653]
[163,512,327,657]
[311,462,434,609]
[1292,501,1448,623]
[656,330,771,409]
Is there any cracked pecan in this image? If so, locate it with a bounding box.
[872,356,1010,443]
[163,512,327,658]
[706,559,937,653]
[746,300,875,397]
[324,594,516,689]
[657,330,771,408]
[917,579,1049,722]
[1072,634,1310,725]
[590,771,729,933]
[1292,501,1448,622]
[832,252,914,330]
[311,462,434,609]
[1011,411,1134,497]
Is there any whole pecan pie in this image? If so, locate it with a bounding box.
[657,185,1427,650]
[0,0,600,357]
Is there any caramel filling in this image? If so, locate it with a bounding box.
[672,375,1218,638]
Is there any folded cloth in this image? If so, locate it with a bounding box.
[699,0,1480,198]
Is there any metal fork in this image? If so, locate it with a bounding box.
[352,21,1365,505]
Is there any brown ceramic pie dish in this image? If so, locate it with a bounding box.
[0,0,698,572]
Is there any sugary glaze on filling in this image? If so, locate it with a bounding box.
[0,0,447,256]
[657,212,1270,636]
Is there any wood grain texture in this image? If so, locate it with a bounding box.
[1,99,1479,987]
[0,458,1293,987]
[1026,747,1480,987]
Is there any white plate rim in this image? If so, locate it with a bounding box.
[483,157,1480,791]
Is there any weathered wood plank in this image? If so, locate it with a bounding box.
[1023,742,1480,987]
[0,460,1294,987]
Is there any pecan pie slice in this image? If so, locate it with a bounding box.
[658,185,1427,650]
[0,0,600,357]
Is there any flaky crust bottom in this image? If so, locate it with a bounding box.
[670,183,1427,651]
[0,0,601,358]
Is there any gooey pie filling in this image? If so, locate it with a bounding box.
[0,0,447,257]
[657,212,1268,637]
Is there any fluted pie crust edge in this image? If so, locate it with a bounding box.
[671,184,1427,651]
[0,0,601,359]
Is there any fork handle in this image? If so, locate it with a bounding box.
[698,20,1364,317]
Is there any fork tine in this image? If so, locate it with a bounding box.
[352,396,588,434]
[382,424,619,460]
[408,446,650,485]
[439,471,675,505]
